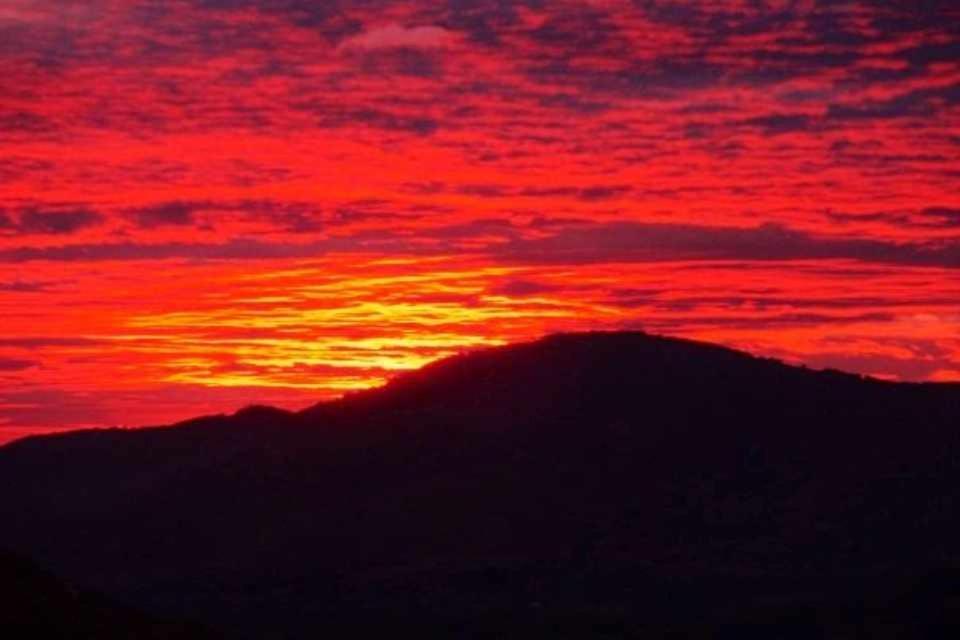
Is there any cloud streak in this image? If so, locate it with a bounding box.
[0,207,103,235]
[2,221,958,269]
[340,24,453,50]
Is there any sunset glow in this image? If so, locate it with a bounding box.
[1,0,958,442]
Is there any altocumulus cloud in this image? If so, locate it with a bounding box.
[339,24,453,50]
[0,207,103,235]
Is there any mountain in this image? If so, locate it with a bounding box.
[2,331,960,637]
[0,549,221,639]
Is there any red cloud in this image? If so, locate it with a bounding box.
[0,0,957,438]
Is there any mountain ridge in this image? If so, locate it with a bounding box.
[6,331,954,452]
[2,330,960,638]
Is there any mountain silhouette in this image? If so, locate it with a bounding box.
[2,331,960,637]
[0,549,221,638]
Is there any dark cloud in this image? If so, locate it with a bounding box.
[637,294,956,312]
[866,0,960,37]
[290,100,440,135]
[0,208,103,235]
[131,201,198,228]
[404,182,632,201]
[122,199,411,234]
[741,113,815,135]
[495,221,960,269]
[0,280,60,293]
[0,358,37,372]
[0,239,326,263]
[500,0,960,105]
[0,157,55,184]
[922,207,960,227]
[827,84,960,121]
[352,109,439,135]
[353,47,444,78]
[635,0,797,36]
[529,58,729,99]
[617,2,876,90]
[489,279,558,296]
[193,0,364,38]
[275,211,323,234]
[644,312,899,330]
[730,50,863,87]
[527,3,622,56]
[536,92,611,114]
[0,111,55,135]
[0,337,102,349]
[827,207,960,229]
[443,0,545,46]
[577,185,633,201]
[3,219,956,269]
[456,184,506,197]
[0,387,114,430]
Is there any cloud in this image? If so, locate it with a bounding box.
[0,358,36,371]
[741,113,815,135]
[0,111,54,135]
[536,91,611,113]
[20,209,102,234]
[0,337,102,349]
[352,109,438,135]
[0,239,327,263]
[922,208,960,227]
[826,207,960,230]
[638,312,899,331]
[802,350,955,381]
[827,84,960,121]
[131,201,197,228]
[354,46,444,78]
[0,279,60,292]
[0,207,103,235]
[489,279,559,296]
[495,221,960,269]
[340,24,452,50]
[289,99,440,135]
[2,220,957,270]
[403,182,633,201]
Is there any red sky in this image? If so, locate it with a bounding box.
[1,0,958,442]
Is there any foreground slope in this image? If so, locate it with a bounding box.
[2,331,960,637]
[0,550,221,638]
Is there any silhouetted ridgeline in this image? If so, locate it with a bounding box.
[2,332,960,638]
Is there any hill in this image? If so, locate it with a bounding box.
[0,549,220,638]
[1,331,960,637]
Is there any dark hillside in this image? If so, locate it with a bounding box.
[2,332,960,637]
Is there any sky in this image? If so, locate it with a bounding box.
[1,0,958,442]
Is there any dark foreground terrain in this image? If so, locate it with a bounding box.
[0,550,220,639]
[3,331,960,637]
